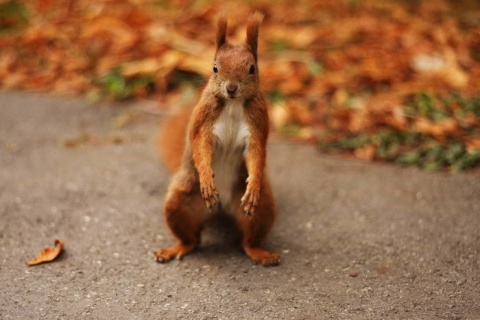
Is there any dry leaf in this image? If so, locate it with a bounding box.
[61,133,93,148]
[287,100,315,126]
[122,58,162,77]
[440,48,468,88]
[26,240,64,266]
[354,145,377,161]
[113,112,139,129]
[415,118,458,138]
[465,138,480,152]
[81,16,138,54]
[270,105,290,130]
[178,54,212,76]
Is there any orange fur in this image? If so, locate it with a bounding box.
[155,12,279,267]
[246,11,264,61]
[157,107,191,172]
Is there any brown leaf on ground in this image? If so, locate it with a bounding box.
[354,144,376,161]
[61,133,94,148]
[80,16,138,55]
[465,138,480,153]
[414,118,458,139]
[26,240,64,266]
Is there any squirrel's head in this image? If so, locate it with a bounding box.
[211,12,264,101]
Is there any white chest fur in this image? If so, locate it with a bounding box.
[212,99,250,213]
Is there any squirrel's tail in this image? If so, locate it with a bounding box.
[157,107,191,173]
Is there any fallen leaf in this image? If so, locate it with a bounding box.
[61,133,93,148]
[268,25,317,48]
[411,53,446,73]
[440,47,469,88]
[411,49,469,88]
[112,112,140,129]
[465,138,480,152]
[80,16,138,54]
[26,240,64,266]
[122,58,162,78]
[415,118,458,138]
[354,144,377,161]
[178,54,212,76]
[286,100,315,126]
[270,105,290,130]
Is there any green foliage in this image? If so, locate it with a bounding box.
[268,89,286,105]
[270,39,290,54]
[96,68,155,100]
[308,60,323,76]
[396,140,480,172]
[320,93,480,171]
[407,92,480,121]
[456,95,480,118]
[0,0,28,34]
[408,92,449,121]
[279,123,302,136]
[332,133,369,150]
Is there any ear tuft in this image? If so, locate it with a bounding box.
[246,11,264,61]
[216,12,228,50]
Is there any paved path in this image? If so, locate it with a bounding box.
[1,91,479,319]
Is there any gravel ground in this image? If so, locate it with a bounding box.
[0,91,479,319]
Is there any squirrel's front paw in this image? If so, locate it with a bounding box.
[241,180,260,217]
[200,177,220,211]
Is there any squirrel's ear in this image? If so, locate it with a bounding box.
[216,13,228,50]
[246,11,264,61]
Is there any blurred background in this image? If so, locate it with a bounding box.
[1,0,479,171]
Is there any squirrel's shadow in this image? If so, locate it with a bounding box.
[195,213,244,257]
[190,209,285,264]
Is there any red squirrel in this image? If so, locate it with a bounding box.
[154,12,280,267]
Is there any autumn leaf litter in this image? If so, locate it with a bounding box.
[1,0,479,171]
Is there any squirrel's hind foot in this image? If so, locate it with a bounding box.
[154,243,196,263]
[244,246,280,267]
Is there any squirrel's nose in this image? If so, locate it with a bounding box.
[226,83,239,96]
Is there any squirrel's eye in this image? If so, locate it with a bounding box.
[213,65,218,73]
[249,65,255,75]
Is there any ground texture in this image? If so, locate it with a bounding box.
[0,91,479,319]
